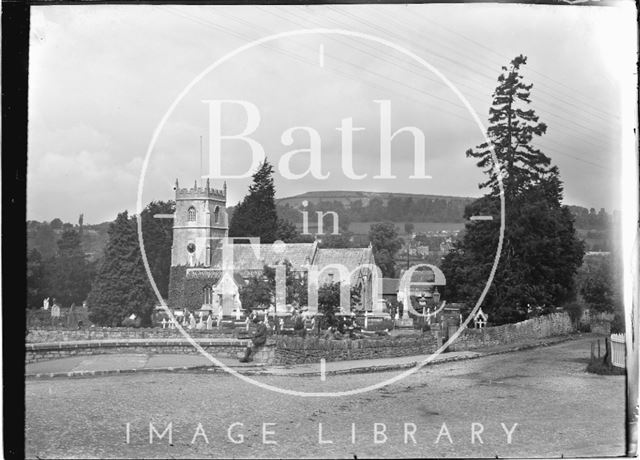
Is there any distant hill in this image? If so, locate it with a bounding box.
[276,190,477,208]
[27,192,617,259]
[27,220,111,261]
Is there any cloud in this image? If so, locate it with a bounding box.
[27,4,632,223]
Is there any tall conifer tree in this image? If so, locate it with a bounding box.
[466,55,554,197]
[229,160,279,243]
[47,229,92,307]
[140,201,174,299]
[229,159,300,243]
[442,56,584,325]
[87,212,155,326]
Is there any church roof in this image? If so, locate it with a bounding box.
[208,242,375,282]
[210,243,316,273]
[314,247,374,273]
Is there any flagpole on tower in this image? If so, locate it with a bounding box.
[199,135,203,187]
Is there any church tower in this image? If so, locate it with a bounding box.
[168,178,228,310]
[171,178,228,267]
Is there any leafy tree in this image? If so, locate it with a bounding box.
[49,218,63,230]
[316,282,361,328]
[442,55,584,325]
[238,261,309,313]
[87,211,155,326]
[47,229,93,308]
[276,218,302,243]
[579,255,622,314]
[404,222,415,235]
[31,222,58,259]
[318,232,358,248]
[318,282,341,327]
[140,201,174,299]
[27,249,47,309]
[238,276,273,313]
[369,222,403,277]
[229,159,279,244]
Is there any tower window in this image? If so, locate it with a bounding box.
[187,243,196,253]
[187,207,196,222]
[213,206,220,224]
[203,285,212,305]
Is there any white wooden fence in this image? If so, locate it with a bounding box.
[610,333,626,368]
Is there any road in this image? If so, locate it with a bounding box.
[25,337,625,458]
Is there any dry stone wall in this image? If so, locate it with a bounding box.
[26,313,574,366]
[25,338,273,364]
[448,312,574,351]
[26,327,240,343]
[274,334,441,365]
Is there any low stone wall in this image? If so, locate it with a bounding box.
[274,313,574,364]
[25,338,274,365]
[26,327,240,343]
[447,312,574,351]
[274,333,441,365]
[27,313,575,366]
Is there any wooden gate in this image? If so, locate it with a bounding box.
[610,333,626,368]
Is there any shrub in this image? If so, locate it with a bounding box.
[611,313,625,334]
[578,322,591,333]
[121,316,142,328]
[564,302,583,328]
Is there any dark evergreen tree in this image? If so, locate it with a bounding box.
[27,248,47,309]
[466,55,553,197]
[46,229,92,308]
[87,211,155,326]
[140,201,174,299]
[229,159,279,244]
[442,55,584,325]
[369,222,403,277]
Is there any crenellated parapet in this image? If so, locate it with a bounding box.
[174,179,226,201]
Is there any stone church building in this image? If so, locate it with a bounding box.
[167,180,377,315]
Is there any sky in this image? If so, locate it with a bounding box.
[28,3,636,224]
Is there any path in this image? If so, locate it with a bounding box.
[25,336,626,458]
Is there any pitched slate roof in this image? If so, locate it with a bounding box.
[208,242,375,286]
[210,243,316,273]
[314,247,373,270]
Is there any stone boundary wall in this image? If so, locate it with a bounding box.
[274,313,574,363]
[274,334,441,365]
[447,312,574,351]
[26,313,574,366]
[26,327,240,343]
[25,338,274,365]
